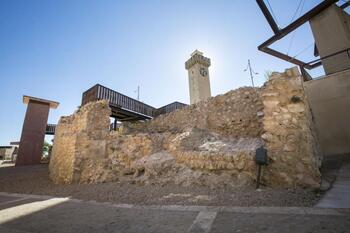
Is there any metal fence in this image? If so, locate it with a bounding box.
[45,124,56,135]
[82,84,156,117]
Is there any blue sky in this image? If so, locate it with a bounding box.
[0,0,326,145]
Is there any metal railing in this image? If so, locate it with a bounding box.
[301,48,350,80]
[155,102,187,116]
[82,84,156,117]
[303,48,350,69]
[45,124,56,135]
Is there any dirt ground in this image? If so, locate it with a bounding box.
[0,164,321,207]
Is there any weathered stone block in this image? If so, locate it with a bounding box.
[261,67,321,188]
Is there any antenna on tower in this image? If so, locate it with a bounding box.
[134,85,140,100]
[244,59,259,87]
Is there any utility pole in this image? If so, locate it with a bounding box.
[134,85,140,100]
[244,59,258,87]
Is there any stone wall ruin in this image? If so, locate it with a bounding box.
[49,67,321,188]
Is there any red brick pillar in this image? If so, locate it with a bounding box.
[16,96,59,166]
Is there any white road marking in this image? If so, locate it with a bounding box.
[187,211,217,233]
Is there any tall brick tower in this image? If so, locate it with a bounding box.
[185,50,211,105]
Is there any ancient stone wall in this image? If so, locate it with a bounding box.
[48,116,77,183]
[49,67,321,188]
[49,101,111,184]
[261,67,321,187]
[124,87,264,138]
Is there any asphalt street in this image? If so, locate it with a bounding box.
[0,192,349,233]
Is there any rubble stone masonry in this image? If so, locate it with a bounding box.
[49,67,321,188]
[261,67,321,187]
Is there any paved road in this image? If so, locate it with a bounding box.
[317,162,350,208]
[0,192,349,233]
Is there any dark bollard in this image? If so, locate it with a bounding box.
[255,146,268,189]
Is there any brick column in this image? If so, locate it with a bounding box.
[16,96,59,166]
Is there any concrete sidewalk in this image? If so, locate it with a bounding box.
[317,162,350,208]
[0,192,349,233]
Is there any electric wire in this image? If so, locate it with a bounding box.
[290,43,314,61]
[289,0,304,23]
[286,0,306,55]
[265,0,279,28]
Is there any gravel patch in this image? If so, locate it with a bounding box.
[0,164,321,207]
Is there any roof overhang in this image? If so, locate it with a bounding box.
[256,0,339,74]
[23,95,59,109]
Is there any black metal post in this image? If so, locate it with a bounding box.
[256,165,262,189]
[256,0,280,35]
[113,118,117,131]
[256,0,338,69]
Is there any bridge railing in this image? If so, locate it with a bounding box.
[45,124,56,135]
[155,102,188,116]
[82,84,156,117]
